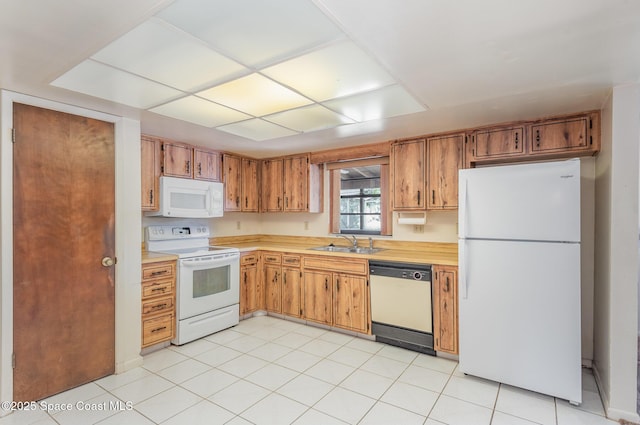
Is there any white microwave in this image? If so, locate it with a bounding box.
[146,176,224,218]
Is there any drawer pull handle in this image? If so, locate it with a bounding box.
[151,287,166,293]
[151,270,167,276]
[151,326,167,333]
[151,303,168,310]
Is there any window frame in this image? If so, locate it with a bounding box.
[328,157,392,236]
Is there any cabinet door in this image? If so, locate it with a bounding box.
[240,263,258,315]
[333,274,369,333]
[530,116,589,154]
[163,142,193,178]
[223,154,242,211]
[282,267,302,317]
[283,156,308,212]
[302,270,332,325]
[242,158,260,212]
[261,159,284,212]
[264,264,282,313]
[426,134,464,210]
[194,148,221,181]
[433,265,458,354]
[472,126,524,161]
[391,139,425,210]
[141,136,160,211]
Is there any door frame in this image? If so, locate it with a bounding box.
[0,90,143,409]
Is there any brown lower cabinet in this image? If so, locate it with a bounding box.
[141,260,176,348]
[433,264,458,354]
[240,253,262,315]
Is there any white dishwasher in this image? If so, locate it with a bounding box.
[369,261,434,355]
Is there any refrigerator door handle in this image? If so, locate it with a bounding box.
[459,239,468,299]
[459,177,468,238]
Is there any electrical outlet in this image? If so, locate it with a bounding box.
[413,225,424,233]
[236,221,241,230]
[304,221,309,230]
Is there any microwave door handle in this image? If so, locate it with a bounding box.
[207,186,215,216]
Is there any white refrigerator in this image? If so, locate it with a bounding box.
[458,158,582,404]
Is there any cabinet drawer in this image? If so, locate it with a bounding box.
[303,256,367,275]
[263,253,282,264]
[142,295,174,316]
[282,254,301,267]
[142,262,175,280]
[142,279,173,298]
[241,253,259,265]
[142,314,174,347]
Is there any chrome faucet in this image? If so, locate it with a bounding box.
[338,234,358,248]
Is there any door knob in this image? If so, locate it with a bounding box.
[101,257,116,267]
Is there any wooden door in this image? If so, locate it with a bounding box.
[333,274,368,333]
[13,103,115,401]
[302,270,332,325]
[282,267,301,317]
[241,158,259,212]
[283,156,307,212]
[163,142,192,178]
[194,148,221,182]
[140,136,160,211]
[264,264,282,313]
[426,134,464,210]
[223,154,242,211]
[261,159,283,212]
[391,139,425,210]
[433,265,458,354]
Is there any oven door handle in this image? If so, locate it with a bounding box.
[180,257,233,268]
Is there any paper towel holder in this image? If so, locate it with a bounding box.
[397,212,426,225]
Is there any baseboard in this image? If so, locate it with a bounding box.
[115,354,143,374]
[592,363,640,424]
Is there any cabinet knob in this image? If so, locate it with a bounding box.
[101,257,116,267]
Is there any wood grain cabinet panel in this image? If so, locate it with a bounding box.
[223,153,242,211]
[141,136,161,211]
[470,126,525,162]
[282,267,302,317]
[426,133,464,210]
[261,159,284,212]
[194,148,221,181]
[530,116,589,154]
[433,265,458,354]
[333,274,368,334]
[284,155,308,212]
[242,158,260,212]
[302,270,333,326]
[240,253,260,316]
[391,139,426,210]
[141,260,176,348]
[162,141,193,178]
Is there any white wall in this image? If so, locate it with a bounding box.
[593,83,640,423]
[0,91,143,411]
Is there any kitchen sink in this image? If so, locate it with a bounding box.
[308,245,384,254]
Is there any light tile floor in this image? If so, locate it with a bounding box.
[0,315,617,425]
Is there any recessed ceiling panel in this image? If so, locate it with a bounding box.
[197,73,312,116]
[149,95,251,127]
[51,60,183,109]
[262,41,396,102]
[92,18,248,92]
[265,104,354,132]
[157,0,344,67]
[323,85,426,122]
[217,118,299,141]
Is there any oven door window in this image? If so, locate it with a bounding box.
[193,265,230,298]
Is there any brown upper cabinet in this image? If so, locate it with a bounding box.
[141,135,161,211]
[162,141,193,179]
[391,139,426,210]
[193,148,221,181]
[223,154,260,212]
[261,154,323,213]
[426,133,465,210]
[467,111,600,166]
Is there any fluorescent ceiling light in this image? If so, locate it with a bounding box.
[262,41,396,101]
[323,84,426,122]
[150,96,251,127]
[92,18,248,92]
[157,0,344,67]
[197,73,312,116]
[51,60,182,109]
[265,104,354,132]
[217,118,299,141]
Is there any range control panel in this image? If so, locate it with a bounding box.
[146,225,210,241]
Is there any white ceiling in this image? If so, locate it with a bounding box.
[1,0,639,158]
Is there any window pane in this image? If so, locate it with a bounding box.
[338,164,383,235]
[340,214,361,230]
[363,197,380,213]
